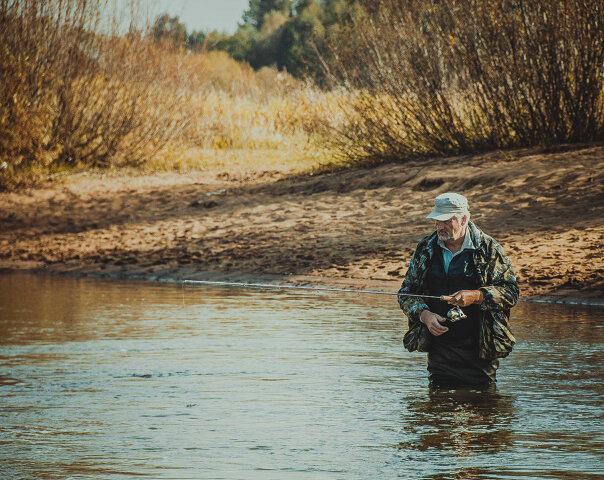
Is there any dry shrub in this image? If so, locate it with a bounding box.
[146,84,342,175]
[326,0,604,165]
[178,87,340,150]
[0,0,187,190]
[155,49,304,100]
[0,1,348,188]
[156,49,317,151]
[144,49,343,173]
[176,50,302,99]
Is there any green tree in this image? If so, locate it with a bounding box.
[186,30,206,51]
[275,0,324,77]
[222,25,258,62]
[152,14,187,48]
[242,0,292,30]
[245,9,288,68]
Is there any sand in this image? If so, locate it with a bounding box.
[1,144,603,303]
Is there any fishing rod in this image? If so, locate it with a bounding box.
[182,280,466,321]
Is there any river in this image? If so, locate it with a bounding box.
[0,273,602,479]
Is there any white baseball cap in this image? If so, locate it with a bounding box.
[426,192,469,221]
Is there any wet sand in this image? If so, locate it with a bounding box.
[1,144,603,302]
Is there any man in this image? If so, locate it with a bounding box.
[398,193,519,387]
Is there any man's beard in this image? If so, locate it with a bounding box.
[438,227,463,243]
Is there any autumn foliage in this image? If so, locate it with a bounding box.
[0,0,188,189]
[325,0,604,165]
[1,0,603,189]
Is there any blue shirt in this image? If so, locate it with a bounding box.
[437,230,475,274]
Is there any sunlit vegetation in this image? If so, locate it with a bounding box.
[324,0,604,166]
[141,50,343,176]
[1,0,602,190]
[0,0,346,189]
[0,0,190,188]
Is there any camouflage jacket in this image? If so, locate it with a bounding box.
[398,221,519,360]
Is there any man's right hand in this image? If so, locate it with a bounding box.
[420,310,449,336]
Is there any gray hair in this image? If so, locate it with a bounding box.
[454,212,471,224]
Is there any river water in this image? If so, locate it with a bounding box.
[0,273,602,480]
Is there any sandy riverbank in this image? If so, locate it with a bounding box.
[1,144,603,303]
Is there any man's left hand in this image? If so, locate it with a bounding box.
[448,290,484,307]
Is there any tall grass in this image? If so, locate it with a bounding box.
[325,0,604,165]
[138,50,342,175]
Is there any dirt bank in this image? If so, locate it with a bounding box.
[1,144,603,302]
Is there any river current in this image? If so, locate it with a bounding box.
[0,273,602,479]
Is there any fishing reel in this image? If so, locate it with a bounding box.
[446,306,467,323]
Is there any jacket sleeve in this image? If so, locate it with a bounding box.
[398,268,429,326]
[478,241,519,312]
[398,240,431,352]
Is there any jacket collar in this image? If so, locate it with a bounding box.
[466,221,484,249]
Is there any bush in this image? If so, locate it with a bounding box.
[325,0,604,165]
[0,0,187,190]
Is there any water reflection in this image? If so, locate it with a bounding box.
[399,387,514,456]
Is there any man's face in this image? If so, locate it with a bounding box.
[435,215,465,242]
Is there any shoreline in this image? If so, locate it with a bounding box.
[2,145,602,303]
[3,263,603,307]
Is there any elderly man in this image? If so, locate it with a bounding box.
[398,193,519,388]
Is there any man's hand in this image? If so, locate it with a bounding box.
[447,290,484,307]
[420,310,449,336]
